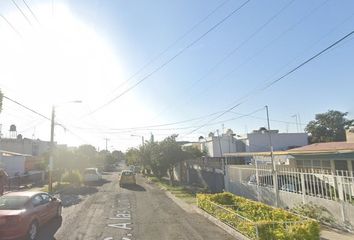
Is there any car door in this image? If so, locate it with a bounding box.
[31,194,48,224]
[41,193,56,219]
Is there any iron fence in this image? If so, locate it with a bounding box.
[228,165,354,203]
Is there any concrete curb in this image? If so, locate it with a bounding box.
[161,186,251,240]
[193,207,251,240]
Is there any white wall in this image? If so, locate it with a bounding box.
[246,132,308,152]
[0,155,26,176]
[205,135,238,157]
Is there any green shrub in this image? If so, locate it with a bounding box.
[197,193,320,240]
[291,202,335,226]
[61,170,82,186]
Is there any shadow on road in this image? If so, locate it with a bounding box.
[122,184,146,192]
[84,179,111,187]
[37,217,62,240]
[57,186,99,207]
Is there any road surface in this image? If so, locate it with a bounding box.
[37,171,234,240]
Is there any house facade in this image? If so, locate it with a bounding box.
[0,137,51,156]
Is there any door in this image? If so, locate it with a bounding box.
[41,193,56,219]
[31,194,48,224]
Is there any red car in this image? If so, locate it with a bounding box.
[0,191,62,240]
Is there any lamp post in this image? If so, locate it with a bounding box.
[48,100,82,193]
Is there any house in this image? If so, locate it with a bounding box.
[0,150,43,176]
[289,142,354,173]
[200,129,245,158]
[0,136,51,156]
[241,128,308,152]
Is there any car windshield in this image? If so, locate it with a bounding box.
[84,169,97,174]
[0,196,29,210]
[122,171,133,176]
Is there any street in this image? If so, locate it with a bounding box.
[37,172,234,240]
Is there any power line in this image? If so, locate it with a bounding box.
[3,95,90,144]
[86,0,251,116]
[108,0,231,96]
[22,0,41,24]
[0,14,23,38]
[151,0,295,121]
[11,0,33,26]
[185,29,354,136]
[161,0,330,118]
[3,95,50,121]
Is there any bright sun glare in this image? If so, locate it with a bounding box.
[0,2,151,149]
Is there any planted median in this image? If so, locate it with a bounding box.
[197,192,319,240]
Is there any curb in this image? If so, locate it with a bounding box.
[161,186,250,240]
[193,207,251,240]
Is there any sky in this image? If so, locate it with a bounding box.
[0,0,354,151]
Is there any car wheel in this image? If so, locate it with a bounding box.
[27,221,39,240]
[56,205,62,218]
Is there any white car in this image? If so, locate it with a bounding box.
[83,168,102,182]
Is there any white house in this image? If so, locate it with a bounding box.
[200,128,308,160]
[200,130,245,157]
[242,128,308,152]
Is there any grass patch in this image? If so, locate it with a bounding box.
[148,176,207,205]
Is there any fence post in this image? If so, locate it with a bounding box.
[224,164,230,192]
[337,175,347,223]
[256,162,260,202]
[300,170,306,204]
[255,223,259,240]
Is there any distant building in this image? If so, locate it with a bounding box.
[346,127,354,143]
[0,136,51,156]
[200,130,246,158]
[289,142,354,172]
[242,128,308,152]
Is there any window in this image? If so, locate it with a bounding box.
[0,196,29,210]
[313,160,321,168]
[322,160,331,168]
[122,171,133,176]
[32,195,43,206]
[41,194,51,204]
[303,160,312,167]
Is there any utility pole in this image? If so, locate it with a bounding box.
[48,106,55,193]
[265,105,279,207]
[298,113,302,132]
[216,129,223,157]
[292,114,299,133]
[104,138,110,151]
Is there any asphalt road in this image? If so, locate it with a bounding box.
[37,171,234,240]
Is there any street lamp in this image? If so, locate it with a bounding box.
[48,100,82,192]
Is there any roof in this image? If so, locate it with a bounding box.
[0,150,32,157]
[289,142,354,152]
[223,142,354,158]
[3,191,43,197]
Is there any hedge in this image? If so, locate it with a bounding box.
[197,192,319,240]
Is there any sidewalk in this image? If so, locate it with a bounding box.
[149,178,354,240]
[320,227,354,240]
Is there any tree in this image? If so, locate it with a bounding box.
[183,146,204,159]
[75,144,98,168]
[305,110,354,143]
[125,148,140,166]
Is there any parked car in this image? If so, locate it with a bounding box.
[119,170,136,186]
[83,168,102,183]
[0,191,62,240]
